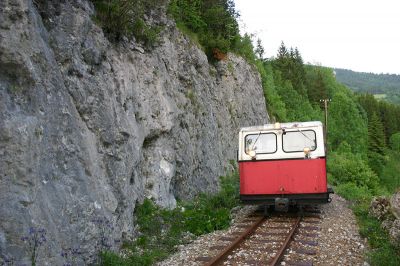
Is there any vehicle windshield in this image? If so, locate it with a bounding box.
[245,133,277,154]
[283,130,316,152]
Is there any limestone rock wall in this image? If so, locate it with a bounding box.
[0,0,268,263]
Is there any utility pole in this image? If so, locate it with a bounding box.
[319,99,331,149]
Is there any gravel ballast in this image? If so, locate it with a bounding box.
[158,194,368,265]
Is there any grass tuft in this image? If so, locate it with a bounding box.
[352,203,400,266]
[101,170,240,265]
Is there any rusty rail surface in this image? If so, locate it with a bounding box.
[269,216,302,266]
[205,215,266,266]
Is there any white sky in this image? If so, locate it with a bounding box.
[234,0,400,74]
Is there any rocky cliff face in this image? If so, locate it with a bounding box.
[0,0,268,263]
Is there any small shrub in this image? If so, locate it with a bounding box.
[132,18,162,48]
[186,89,196,105]
[8,84,23,94]
[327,148,379,191]
[353,203,400,266]
[335,182,372,201]
[380,150,400,193]
[89,216,121,264]
[232,33,257,64]
[102,170,240,265]
[92,0,162,46]
[168,0,244,61]
[100,251,127,266]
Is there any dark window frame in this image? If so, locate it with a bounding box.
[244,132,278,154]
[282,130,317,153]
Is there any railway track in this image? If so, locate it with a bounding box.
[195,207,322,266]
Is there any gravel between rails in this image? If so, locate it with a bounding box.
[158,194,369,266]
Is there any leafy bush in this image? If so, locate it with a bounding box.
[92,0,162,46]
[168,0,250,61]
[335,182,372,201]
[327,142,379,191]
[101,171,240,265]
[257,62,287,122]
[182,173,239,235]
[231,33,257,64]
[132,19,162,47]
[328,90,368,154]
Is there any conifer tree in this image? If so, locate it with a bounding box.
[390,132,400,152]
[290,47,307,95]
[277,41,288,59]
[367,112,386,174]
[255,39,264,59]
[368,112,386,154]
[307,69,328,103]
[273,43,307,96]
[329,90,368,154]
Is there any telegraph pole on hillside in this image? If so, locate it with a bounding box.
[319,99,332,150]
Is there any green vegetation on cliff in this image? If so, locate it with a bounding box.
[168,0,257,61]
[101,172,240,265]
[168,0,238,58]
[92,0,256,61]
[92,0,163,45]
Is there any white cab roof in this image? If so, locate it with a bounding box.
[240,121,323,133]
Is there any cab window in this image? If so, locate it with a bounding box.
[245,133,277,154]
[283,130,316,152]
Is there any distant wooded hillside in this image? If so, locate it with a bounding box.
[334,68,400,104]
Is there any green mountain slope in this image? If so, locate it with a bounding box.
[334,68,400,104]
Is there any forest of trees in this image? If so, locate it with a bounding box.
[257,42,400,263]
[335,68,400,104]
[260,42,400,193]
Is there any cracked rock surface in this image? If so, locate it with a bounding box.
[0,0,268,263]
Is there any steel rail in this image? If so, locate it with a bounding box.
[269,216,302,266]
[205,215,266,266]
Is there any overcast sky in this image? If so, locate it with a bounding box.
[235,0,400,74]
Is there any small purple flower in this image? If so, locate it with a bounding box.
[1,254,15,264]
[20,226,48,265]
[61,246,84,265]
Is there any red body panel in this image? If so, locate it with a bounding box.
[239,158,327,195]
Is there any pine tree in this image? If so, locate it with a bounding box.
[255,39,264,59]
[274,43,307,96]
[378,101,398,144]
[290,47,307,95]
[367,112,386,174]
[390,133,400,152]
[277,41,288,61]
[308,69,328,103]
[329,90,368,154]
